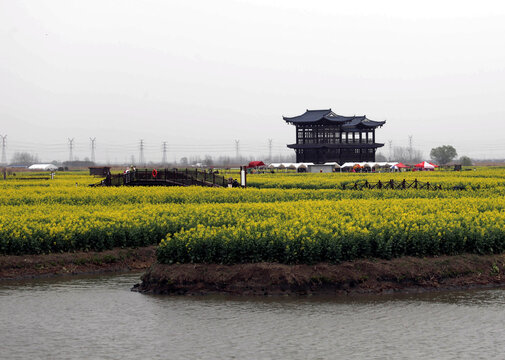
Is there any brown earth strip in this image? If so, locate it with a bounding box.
[0,246,156,280]
[134,254,505,296]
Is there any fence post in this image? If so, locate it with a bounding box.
[402,179,406,189]
[378,180,382,189]
[414,179,418,189]
[390,179,394,189]
[427,182,430,190]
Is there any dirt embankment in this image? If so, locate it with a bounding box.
[134,254,505,296]
[0,247,156,280]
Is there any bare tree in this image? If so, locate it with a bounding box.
[11,152,39,166]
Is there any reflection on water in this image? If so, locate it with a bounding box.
[1,273,505,360]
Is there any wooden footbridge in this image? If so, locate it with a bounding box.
[92,168,233,188]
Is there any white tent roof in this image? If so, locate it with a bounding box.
[295,162,314,169]
[268,163,285,168]
[341,162,355,168]
[28,164,58,171]
[282,163,296,169]
[322,162,341,168]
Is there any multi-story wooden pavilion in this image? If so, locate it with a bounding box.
[283,109,386,164]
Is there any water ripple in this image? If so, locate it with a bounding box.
[1,274,505,359]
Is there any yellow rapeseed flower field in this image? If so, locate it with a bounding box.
[1,169,505,264]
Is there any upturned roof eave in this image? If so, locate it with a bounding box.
[287,143,385,149]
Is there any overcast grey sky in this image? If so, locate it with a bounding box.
[1,0,505,163]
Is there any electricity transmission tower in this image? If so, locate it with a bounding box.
[0,135,6,165]
[234,139,240,161]
[268,139,273,162]
[388,140,393,161]
[139,139,145,166]
[68,138,75,162]
[162,141,167,165]
[90,137,96,163]
[408,135,413,162]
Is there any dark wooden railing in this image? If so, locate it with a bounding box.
[341,179,450,191]
[98,168,229,187]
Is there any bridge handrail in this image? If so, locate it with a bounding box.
[100,168,228,187]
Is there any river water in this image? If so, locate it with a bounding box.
[1,273,505,360]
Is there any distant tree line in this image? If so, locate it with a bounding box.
[10,152,39,166]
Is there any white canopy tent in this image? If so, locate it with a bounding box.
[323,162,341,169]
[295,162,314,169]
[268,163,284,169]
[282,163,297,170]
[28,164,58,171]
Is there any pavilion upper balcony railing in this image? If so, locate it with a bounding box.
[297,139,376,145]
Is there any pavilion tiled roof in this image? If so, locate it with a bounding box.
[283,109,385,128]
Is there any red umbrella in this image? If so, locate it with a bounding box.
[395,162,410,168]
[247,161,266,168]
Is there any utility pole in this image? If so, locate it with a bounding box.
[0,135,6,165]
[234,139,240,161]
[162,141,167,166]
[68,138,75,162]
[90,137,96,163]
[268,139,273,162]
[388,140,393,161]
[408,135,413,162]
[139,139,145,166]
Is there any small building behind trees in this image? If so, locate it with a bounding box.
[89,167,111,176]
[283,109,386,164]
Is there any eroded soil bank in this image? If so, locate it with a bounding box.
[135,254,505,296]
[0,246,156,280]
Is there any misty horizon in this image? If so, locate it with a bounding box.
[2,1,505,163]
